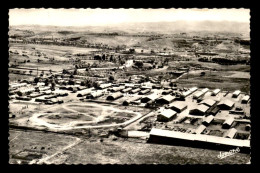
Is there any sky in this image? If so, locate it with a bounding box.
[9,8,250,26]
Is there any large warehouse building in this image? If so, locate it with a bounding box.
[217,100,235,110]
[157,109,177,122]
[189,104,210,116]
[168,101,188,113]
[156,95,175,105]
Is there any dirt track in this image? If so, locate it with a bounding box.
[29,102,144,131]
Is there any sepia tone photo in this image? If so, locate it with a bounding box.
[8,8,250,164]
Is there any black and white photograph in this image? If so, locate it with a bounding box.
[8,8,251,164]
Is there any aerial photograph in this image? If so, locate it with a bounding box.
[8,8,250,164]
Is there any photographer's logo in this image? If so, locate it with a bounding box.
[218,147,240,159]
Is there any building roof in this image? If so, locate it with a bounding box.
[195,125,206,134]
[191,104,209,113]
[182,87,198,97]
[200,99,216,107]
[158,109,177,119]
[111,86,125,92]
[217,99,235,108]
[139,89,151,94]
[107,92,123,100]
[122,88,132,93]
[10,83,27,88]
[223,117,235,126]
[182,90,192,97]
[77,89,92,96]
[212,89,221,95]
[149,128,250,148]
[90,90,103,97]
[201,88,209,93]
[99,83,112,89]
[143,94,160,101]
[224,128,237,138]
[169,101,187,110]
[20,87,35,93]
[130,88,141,93]
[190,87,198,92]
[39,86,51,91]
[233,90,241,96]
[210,106,220,114]
[127,95,142,102]
[157,95,175,103]
[162,89,172,94]
[242,95,250,101]
[193,91,203,98]
[203,115,214,124]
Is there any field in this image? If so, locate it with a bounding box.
[9,129,250,164]
[10,43,99,57]
[9,73,34,82]
[174,62,250,94]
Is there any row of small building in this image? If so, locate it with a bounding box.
[9,82,68,104]
[156,98,247,122]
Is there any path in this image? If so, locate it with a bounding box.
[29,137,82,164]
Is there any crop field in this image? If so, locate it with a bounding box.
[10,43,99,56]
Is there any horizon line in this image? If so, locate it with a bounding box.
[9,19,250,27]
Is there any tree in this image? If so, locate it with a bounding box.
[44,78,49,86]
[34,77,39,84]
[51,82,55,90]
[85,79,92,88]
[68,80,75,85]
[164,58,169,65]
[62,69,68,74]
[110,55,113,62]
[93,81,100,89]
[102,54,106,61]
[109,75,115,81]
[73,69,78,75]
[120,60,125,65]
[135,61,143,68]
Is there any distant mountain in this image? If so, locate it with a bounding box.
[112,21,249,34]
[10,20,249,35]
